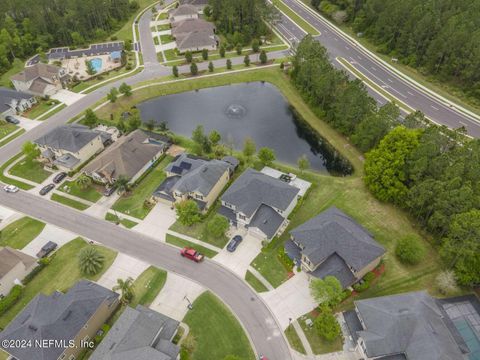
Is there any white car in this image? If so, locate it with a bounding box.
[3,185,19,193]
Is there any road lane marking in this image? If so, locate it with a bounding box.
[407,91,415,96]
[345,46,350,50]
[371,66,376,71]
[431,105,439,111]
[387,78,393,83]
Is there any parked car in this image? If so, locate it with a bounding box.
[36,241,57,258]
[3,185,19,193]
[5,115,20,124]
[103,186,116,197]
[53,172,67,184]
[227,235,243,252]
[259,356,269,360]
[39,183,55,195]
[180,247,204,262]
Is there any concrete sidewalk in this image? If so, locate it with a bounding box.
[97,253,149,290]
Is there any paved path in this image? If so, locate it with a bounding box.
[248,266,275,291]
[97,253,150,290]
[293,320,314,357]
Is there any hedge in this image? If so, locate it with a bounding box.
[0,285,23,315]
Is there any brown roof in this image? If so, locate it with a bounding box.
[28,79,50,94]
[177,31,216,51]
[0,247,37,278]
[172,18,215,37]
[170,4,198,17]
[11,63,63,83]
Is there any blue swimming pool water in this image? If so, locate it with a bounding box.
[454,319,480,360]
[89,58,102,73]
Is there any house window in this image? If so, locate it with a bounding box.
[195,194,203,200]
[68,355,75,360]
[239,214,246,220]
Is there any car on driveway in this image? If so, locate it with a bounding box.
[53,172,67,184]
[39,183,55,195]
[227,235,243,252]
[36,241,58,258]
[180,247,204,262]
[103,186,116,197]
[3,185,19,193]
[5,115,20,124]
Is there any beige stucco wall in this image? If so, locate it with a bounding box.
[178,43,217,54]
[0,262,37,297]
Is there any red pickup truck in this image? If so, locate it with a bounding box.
[180,247,204,262]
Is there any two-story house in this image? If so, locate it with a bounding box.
[0,87,37,119]
[0,247,37,297]
[10,63,69,97]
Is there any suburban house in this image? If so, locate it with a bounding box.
[344,291,470,360]
[83,130,170,184]
[171,19,217,53]
[219,168,300,240]
[152,153,234,212]
[0,87,37,119]
[169,4,199,23]
[0,280,119,360]
[179,0,209,11]
[285,207,385,288]
[10,63,69,97]
[34,124,107,171]
[0,247,37,297]
[90,305,180,360]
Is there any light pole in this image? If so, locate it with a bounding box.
[184,295,193,310]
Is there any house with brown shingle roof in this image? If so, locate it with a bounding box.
[169,4,199,23]
[172,19,217,53]
[10,63,69,97]
[0,247,37,297]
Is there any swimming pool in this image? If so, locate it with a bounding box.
[89,58,102,73]
[454,319,480,360]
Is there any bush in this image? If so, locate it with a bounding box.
[23,263,45,284]
[277,247,294,271]
[314,305,341,342]
[395,235,426,265]
[353,272,375,292]
[0,285,23,315]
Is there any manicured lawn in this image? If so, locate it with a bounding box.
[0,153,34,190]
[0,216,45,249]
[112,155,172,219]
[105,212,138,229]
[165,234,218,258]
[9,157,51,184]
[251,249,289,288]
[58,180,102,202]
[0,350,8,360]
[285,324,306,355]
[36,103,66,120]
[299,315,343,355]
[50,193,90,210]
[23,99,61,120]
[183,291,255,360]
[0,59,24,88]
[157,23,171,31]
[112,0,158,42]
[272,0,320,35]
[0,238,116,328]
[130,266,167,307]
[0,128,24,148]
[245,270,269,293]
[160,34,174,44]
[0,123,17,140]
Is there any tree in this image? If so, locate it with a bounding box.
[76,174,92,190]
[435,270,458,295]
[236,44,242,55]
[172,65,179,77]
[242,137,256,161]
[259,50,267,64]
[208,61,214,72]
[84,109,98,128]
[127,114,142,132]
[192,125,210,154]
[219,45,226,58]
[107,87,118,103]
[226,59,232,69]
[175,200,201,226]
[310,276,343,306]
[258,147,275,165]
[202,48,208,60]
[185,51,193,63]
[114,175,130,194]
[251,39,260,52]
[244,54,250,66]
[22,141,39,160]
[314,305,341,342]
[208,130,221,146]
[297,154,310,173]
[113,277,135,304]
[119,82,132,96]
[311,0,320,8]
[190,62,198,75]
[78,246,104,276]
[146,119,156,131]
[395,235,426,265]
[207,214,229,238]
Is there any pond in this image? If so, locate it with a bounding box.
[138,82,352,175]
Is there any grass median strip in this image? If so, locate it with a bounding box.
[165,234,218,258]
[105,212,138,229]
[50,193,90,210]
[245,270,269,293]
[272,0,320,35]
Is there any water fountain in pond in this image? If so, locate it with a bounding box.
[225,104,247,119]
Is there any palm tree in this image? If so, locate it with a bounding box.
[76,174,92,190]
[114,175,130,194]
[78,246,104,276]
[113,277,135,304]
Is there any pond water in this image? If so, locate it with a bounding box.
[138,82,352,175]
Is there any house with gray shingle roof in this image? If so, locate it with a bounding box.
[169,4,199,23]
[10,63,69,97]
[219,168,301,240]
[344,291,469,360]
[0,87,37,119]
[0,280,119,360]
[179,0,209,11]
[286,207,385,288]
[171,18,217,53]
[90,305,180,360]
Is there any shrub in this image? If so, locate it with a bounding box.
[0,285,23,315]
[277,247,294,271]
[314,305,341,342]
[353,272,375,292]
[23,263,45,284]
[395,235,426,265]
[78,246,105,276]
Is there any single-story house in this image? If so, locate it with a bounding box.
[90,305,180,360]
[344,291,469,360]
[0,247,37,297]
[172,19,217,53]
[0,87,37,119]
[0,280,119,360]
[169,4,199,23]
[83,130,170,184]
[34,124,107,171]
[286,207,385,288]
[152,153,234,212]
[179,0,209,11]
[10,63,69,97]
[219,168,300,240]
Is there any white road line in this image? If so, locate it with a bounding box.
[407,91,415,96]
[345,45,350,50]
[431,105,439,111]
[371,66,376,71]
[387,78,393,83]
[357,55,362,60]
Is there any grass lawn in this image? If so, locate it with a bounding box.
[9,157,51,184]
[0,128,24,148]
[285,324,306,355]
[183,291,255,360]
[36,103,66,120]
[165,234,218,258]
[112,155,172,219]
[245,270,269,293]
[23,100,61,120]
[0,350,8,360]
[157,23,171,31]
[0,123,17,140]
[0,153,34,190]
[0,59,24,88]
[58,180,102,202]
[105,212,138,229]
[160,34,174,44]
[130,266,167,307]
[0,238,116,329]
[50,193,90,211]
[299,315,343,355]
[272,0,320,35]
[0,216,45,249]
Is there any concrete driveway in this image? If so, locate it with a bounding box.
[21,223,77,257]
[150,272,205,321]
[155,42,177,52]
[97,253,149,290]
[51,89,85,105]
[261,272,318,330]
[16,116,42,130]
[134,202,176,242]
[0,204,21,228]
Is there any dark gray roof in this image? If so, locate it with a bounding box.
[153,175,181,200]
[355,291,466,360]
[34,124,100,153]
[177,31,216,51]
[0,280,118,360]
[90,305,179,360]
[179,0,208,5]
[248,204,285,239]
[221,168,299,217]
[170,4,197,17]
[218,205,237,225]
[290,207,385,271]
[0,87,33,113]
[310,253,356,288]
[221,156,239,169]
[165,153,206,176]
[172,160,229,196]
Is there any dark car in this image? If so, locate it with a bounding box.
[39,183,55,195]
[36,241,57,258]
[103,186,116,197]
[5,115,20,124]
[53,172,67,184]
[227,235,243,252]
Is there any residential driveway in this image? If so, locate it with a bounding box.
[21,223,77,257]
[0,204,20,228]
[150,20,170,26]
[84,193,121,219]
[150,272,205,321]
[97,253,149,290]
[51,89,85,105]
[261,272,318,330]
[155,42,177,52]
[134,203,176,241]
[27,171,61,194]
[16,116,42,130]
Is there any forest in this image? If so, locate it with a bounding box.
[0,0,139,75]
[313,0,480,101]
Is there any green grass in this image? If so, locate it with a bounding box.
[23,100,61,119]
[159,12,168,20]
[157,23,171,31]
[0,153,34,190]
[9,157,51,184]
[272,0,320,35]
[130,266,167,307]
[166,234,218,258]
[58,180,102,202]
[183,291,255,360]
[105,212,138,229]
[245,270,269,293]
[0,59,24,88]
[112,155,172,219]
[251,249,290,288]
[112,0,158,42]
[160,34,174,44]
[36,103,66,120]
[0,128,24,148]
[50,193,90,210]
[0,123,17,140]
[285,324,307,355]
[0,238,116,329]
[299,315,343,354]
[0,216,45,249]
